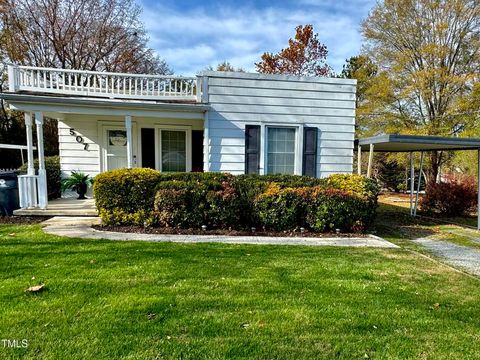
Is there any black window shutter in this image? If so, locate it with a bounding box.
[245,125,261,174]
[303,127,318,177]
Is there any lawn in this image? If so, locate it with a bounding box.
[1,219,480,359]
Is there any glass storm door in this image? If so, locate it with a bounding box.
[106,129,128,170]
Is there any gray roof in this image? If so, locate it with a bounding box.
[356,134,480,152]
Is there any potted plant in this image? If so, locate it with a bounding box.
[61,171,93,199]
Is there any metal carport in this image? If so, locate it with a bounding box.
[356,134,480,230]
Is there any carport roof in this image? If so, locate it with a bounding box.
[356,134,480,152]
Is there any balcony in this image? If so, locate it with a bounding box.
[7,64,201,102]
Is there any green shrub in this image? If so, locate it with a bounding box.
[19,156,61,200]
[94,169,379,232]
[306,188,372,232]
[237,174,325,188]
[94,168,162,213]
[325,173,380,199]
[98,208,150,226]
[153,177,244,229]
[254,184,309,231]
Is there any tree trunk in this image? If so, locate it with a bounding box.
[425,151,442,186]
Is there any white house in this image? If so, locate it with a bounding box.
[2,64,356,210]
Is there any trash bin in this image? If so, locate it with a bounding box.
[0,171,20,215]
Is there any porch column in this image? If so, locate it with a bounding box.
[125,115,133,168]
[35,112,48,209]
[203,111,210,172]
[25,113,35,176]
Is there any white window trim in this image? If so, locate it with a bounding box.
[263,124,303,176]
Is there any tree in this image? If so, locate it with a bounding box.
[205,61,246,72]
[339,55,378,119]
[0,0,171,168]
[0,0,171,74]
[361,0,480,184]
[256,25,331,76]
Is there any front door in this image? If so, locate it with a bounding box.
[105,128,128,170]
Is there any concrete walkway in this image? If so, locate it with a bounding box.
[413,237,480,276]
[42,216,399,248]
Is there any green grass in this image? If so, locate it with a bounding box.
[1,221,480,359]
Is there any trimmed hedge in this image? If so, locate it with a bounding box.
[94,169,380,232]
[19,156,61,200]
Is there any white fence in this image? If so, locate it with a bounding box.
[8,65,201,101]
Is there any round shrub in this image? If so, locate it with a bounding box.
[19,155,61,200]
[94,168,162,213]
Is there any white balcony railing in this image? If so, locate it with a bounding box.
[7,65,201,101]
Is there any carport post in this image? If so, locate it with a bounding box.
[357,144,362,175]
[409,152,414,216]
[367,144,374,178]
[413,151,424,217]
[477,149,480,230]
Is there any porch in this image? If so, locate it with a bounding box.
[13,197,97,216]
[2,64,208,212]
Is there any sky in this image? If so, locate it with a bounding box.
[139,0,376,76]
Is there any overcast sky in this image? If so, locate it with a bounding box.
[139,0,376,75]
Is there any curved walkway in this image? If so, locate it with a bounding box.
[41,217,399,248]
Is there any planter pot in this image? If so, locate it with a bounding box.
[76,183,88,200]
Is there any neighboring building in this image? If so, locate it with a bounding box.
[2,65,356,209]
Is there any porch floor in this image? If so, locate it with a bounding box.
[14,197,97,217]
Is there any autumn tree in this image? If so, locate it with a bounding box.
[0,0,171,167]
[256,25,331,76]
[362,0,480,184]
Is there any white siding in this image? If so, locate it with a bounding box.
[204,71,356,177]
[58,114,203,177]
[58,119,100,177]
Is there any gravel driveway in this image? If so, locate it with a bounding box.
[413,237,480,276]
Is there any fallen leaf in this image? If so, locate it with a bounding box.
[25,284,45,293]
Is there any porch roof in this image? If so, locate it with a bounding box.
[356,134,480,152]
[1,93,209,112]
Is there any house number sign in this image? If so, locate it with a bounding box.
[69,128,89,150]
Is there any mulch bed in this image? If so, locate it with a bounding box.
[0,216,51,225]
[93,225,366,238]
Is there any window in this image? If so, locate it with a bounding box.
[161,130,186,172]
[267,127,296,175]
